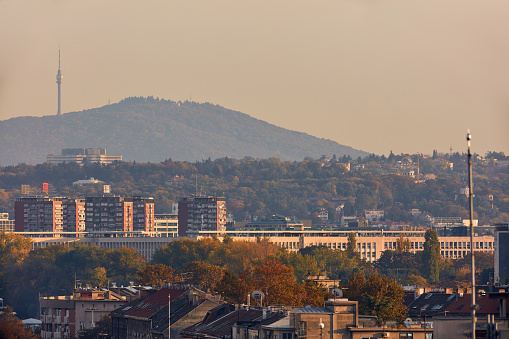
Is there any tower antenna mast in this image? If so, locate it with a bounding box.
[56,49,63,115]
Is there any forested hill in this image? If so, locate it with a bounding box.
[0,97,368,166]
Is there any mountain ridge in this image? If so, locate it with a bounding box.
[0,97,368,166]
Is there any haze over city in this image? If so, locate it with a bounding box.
[1,0,508,157]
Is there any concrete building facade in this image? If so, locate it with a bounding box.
[40,289,128,339]
[15,197,64,233]
[0,212,14,232]
[84,196,154,233]
[178,197,226,237]
[47,148,122,165]
[495,223,509,284]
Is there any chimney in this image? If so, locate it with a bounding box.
[263,309,267,320]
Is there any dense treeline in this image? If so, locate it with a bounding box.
[0,152,507,225]
[0,231,494,322]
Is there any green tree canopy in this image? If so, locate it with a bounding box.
[422,229,441,283]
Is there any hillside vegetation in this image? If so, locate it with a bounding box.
[0,97,367,165]
[0,152,507,225]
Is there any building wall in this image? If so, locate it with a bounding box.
[154,214,178,237]
[0,213,14,232]
[177,200,190,237]
[40,297,76,339]
[74,299,127,337]
[178,197,226,237]
[31,236,175,262]
[62,199,85,233]
[198,232,494,262]
[495,227,509,283]
[15,197,63,233]
[47,148,121,165]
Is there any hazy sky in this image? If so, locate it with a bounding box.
[1,0,508,157]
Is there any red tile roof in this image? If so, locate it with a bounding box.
[124,288,187,318]
[445,294,499,315]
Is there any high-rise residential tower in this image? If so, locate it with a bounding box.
[177,196,226,237]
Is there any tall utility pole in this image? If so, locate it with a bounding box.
[56,49,63,115]
[467,130,476,339]
[168,293,171,339]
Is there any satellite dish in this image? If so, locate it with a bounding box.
[252,290,265,301]
[332,288,343,298]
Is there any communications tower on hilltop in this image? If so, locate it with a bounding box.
[56,50,63,115]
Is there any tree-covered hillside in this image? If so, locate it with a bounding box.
[0,152,507,225]
[0,97,367,165]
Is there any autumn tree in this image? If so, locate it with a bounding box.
[242,260,297,306]
[106,247,147,285]
[375,238,420,283]
[208,237,280,274]
[346,232,357,258]
[0,305,34,338]
[215,270,249,304]
[345,272,407,324]
[136,264,174,287]
[0,231,32,293]
[422,229,441,283]
[275,251,319,282]
[298,245,367,281]
[151,238,221,271]
[184,261,226,291]
[89,267,108,288]
[294,279,331,307]
[395,234,410,253]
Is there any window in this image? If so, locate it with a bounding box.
[282,333,292,339]
[399,334,413,338]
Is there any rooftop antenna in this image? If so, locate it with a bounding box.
[56,48,63,116]
[195,174,198,197]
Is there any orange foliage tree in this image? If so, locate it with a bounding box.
[135,264,174,287]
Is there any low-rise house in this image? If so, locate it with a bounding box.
[445,294,499,317]
[111,287,221,339]
[407,292,458,320]
[183,299,430,339]
[40,288,129,339]
[364,209,384,222]
[182,304,286,339]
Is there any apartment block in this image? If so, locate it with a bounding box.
[62,199,85,233]
[15,197,63,233]
[15,197,86,235]
[84,196,154,233]
[178,196,226,237]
